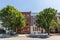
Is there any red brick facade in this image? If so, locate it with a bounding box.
[17,12,31,34]
[21,12,31,26]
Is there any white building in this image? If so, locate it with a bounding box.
[56,12,60,24]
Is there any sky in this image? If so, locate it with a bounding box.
[0,0,60,13]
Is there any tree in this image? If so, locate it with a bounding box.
[50,20,59,33]
[36,8,57,35]
[0,5,26,32]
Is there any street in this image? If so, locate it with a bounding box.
[0,34,60,40]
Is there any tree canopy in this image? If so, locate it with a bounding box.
[0,5,26,31]
[36,8,57,35]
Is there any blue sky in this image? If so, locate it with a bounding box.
[0,0,60,12]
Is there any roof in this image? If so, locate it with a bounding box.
[21,12,31,14]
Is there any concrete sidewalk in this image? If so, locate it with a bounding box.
[17,34,29,37]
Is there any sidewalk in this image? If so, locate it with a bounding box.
[50,33,60,36]
[17,34,29,37]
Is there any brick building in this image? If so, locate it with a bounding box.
[17,12,32,34]
[22,12,31,26]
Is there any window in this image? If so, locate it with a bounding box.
[27,14,29,16]
[27,18,30,20]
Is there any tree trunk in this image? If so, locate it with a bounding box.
[47,27,50,35]
[48,30,49,35]
[16,27,17,33]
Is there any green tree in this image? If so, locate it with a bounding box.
[50,20,59,32]
[50,20,59,28]
[0,5,26,32]
[36,8,57,35]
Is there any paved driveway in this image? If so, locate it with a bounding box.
[0,34,60,40]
